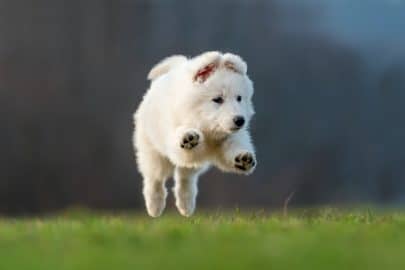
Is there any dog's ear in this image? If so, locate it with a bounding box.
[191,51,221,83]
[222,53,247,74]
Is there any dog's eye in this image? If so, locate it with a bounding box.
[237,95,242,102]
[212,97,224,104]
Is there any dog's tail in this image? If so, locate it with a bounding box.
[147,55,187,81]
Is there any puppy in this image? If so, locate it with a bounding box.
[133,51,256,217]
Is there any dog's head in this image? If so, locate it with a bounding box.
[181,52,255,139]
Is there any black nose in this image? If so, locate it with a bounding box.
[233,116,245,128]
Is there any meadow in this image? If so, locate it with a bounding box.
[0,209,404,270]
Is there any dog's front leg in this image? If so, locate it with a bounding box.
[215,130,256,175]
[177,128,203,150]
[167,126,205,166]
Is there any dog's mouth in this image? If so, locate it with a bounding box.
[230,126,242,132]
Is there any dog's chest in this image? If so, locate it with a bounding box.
[204,135,228,152]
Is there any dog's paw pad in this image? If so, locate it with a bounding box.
[180,131,200,150]
[234,152,256,172]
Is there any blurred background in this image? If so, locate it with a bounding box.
[1,0,405,215]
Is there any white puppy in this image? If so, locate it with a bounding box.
[133,51,256,217]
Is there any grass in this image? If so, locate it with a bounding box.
[0,208,405,270]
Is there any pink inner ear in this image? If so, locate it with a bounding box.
[194,63,217,82]
[224,61,239,73]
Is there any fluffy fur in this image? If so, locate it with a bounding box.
[133,51,256,217]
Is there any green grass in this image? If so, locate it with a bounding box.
[0,209,405,270]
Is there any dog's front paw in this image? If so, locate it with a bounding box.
[180,131,200,150]
[234,152,256,173]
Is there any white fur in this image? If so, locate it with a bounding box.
[133,51,256,217]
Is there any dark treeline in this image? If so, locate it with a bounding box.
[0,0,404,215]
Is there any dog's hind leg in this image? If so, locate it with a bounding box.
[141,153,173,217]
[135,132,174,217]
[173,165,208,217]
[142,176,168,217]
